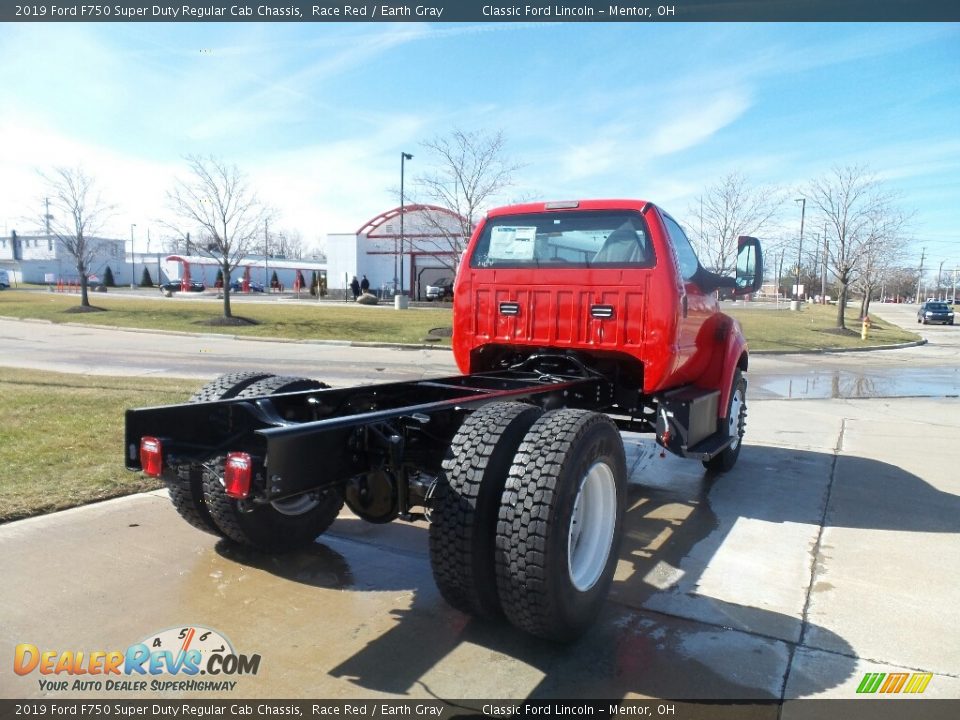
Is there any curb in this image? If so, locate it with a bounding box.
[752,339,928,355]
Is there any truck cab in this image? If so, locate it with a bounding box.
[453,199,762,457]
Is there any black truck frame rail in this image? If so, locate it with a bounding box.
[126,356,616,520]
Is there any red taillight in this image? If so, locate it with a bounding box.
[224,452,253,499]
[140,437,163,477]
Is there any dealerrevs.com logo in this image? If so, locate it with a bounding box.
[13,626,260,692]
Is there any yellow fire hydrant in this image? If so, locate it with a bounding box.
[861,315,871,340]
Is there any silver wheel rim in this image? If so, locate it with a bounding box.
[271,493,319,516]
[728,386,745,451]
[567,461,617,592]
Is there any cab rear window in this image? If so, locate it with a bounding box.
[469,211,654,269]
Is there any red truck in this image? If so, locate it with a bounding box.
[126,199,762,641]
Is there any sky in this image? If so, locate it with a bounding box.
[0,20,957,270]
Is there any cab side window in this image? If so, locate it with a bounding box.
[662,214,701,282]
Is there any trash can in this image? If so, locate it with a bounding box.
[790,300,801,311]
[394,293,409,310]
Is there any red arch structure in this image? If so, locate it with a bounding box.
[355,204,463,237]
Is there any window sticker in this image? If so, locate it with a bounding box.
[488,226,537,260]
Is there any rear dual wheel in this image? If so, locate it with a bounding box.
[163,371,272,536]
[165,372,343,552]
[429,402,543,618]
[495,410,627,641]
[429,405,627,641]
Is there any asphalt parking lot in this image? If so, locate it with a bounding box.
[1,304,958,710]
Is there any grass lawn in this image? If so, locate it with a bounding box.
[0,290,453,345]
[0,368,195,522]
[727,302,920,351]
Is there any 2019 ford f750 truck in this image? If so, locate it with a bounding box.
[126,199,763,641]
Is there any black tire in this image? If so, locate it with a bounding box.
[429,402,543,618]
[163,371,272,535]
[188,371,273,403]
[202,375,343,552]
[495,409,627,642]
[702,369,747,472]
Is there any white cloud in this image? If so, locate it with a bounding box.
[646,90,752,157]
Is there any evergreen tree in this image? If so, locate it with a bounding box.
[103,266,115,287]
[140,267,154,287]
[271,270,279,289]
[310,270,318,296]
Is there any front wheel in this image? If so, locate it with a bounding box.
[495,410,627,642]
[702,369,747,472]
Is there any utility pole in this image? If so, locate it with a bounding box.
[937,260,945,301]
[399,151,413,296]
[130,224,137,288]
[821,223,828,303]
[795,198,806,300]
[264,219,269,288]
[953,266,957,305]
[915,247,925,303]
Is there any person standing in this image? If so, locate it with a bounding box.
[350,275,361,300]
[360,274,370,294]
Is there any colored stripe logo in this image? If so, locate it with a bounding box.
[857,672,932,694]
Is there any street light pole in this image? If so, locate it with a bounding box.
[794,198,805,300]
[938,260,945,301]
[821,222,828,304]
[130,223,137,288]
[400,152,413,296]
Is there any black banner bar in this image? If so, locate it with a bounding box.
[2,1,958,23]
[1,700,959,720]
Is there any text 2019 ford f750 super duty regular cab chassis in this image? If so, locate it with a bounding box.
[125,199,763,641]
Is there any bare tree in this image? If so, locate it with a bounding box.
[41,167,115,309]
[412,129,522,273]
[167,156,272,320]
[806,166,908,329]
[854,226,908,318]
[269,228,305,259]
[688,172,783,276]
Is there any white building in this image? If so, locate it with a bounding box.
[160,254,327,292]
[0,232,326,291]
[0,232,126,285]
[326,204,465,300]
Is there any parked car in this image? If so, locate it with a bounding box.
[425,277,454,301]
[229,280,265,293]
[0,269,10,289]
[917,301,955,325]
[160,280,206,294]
